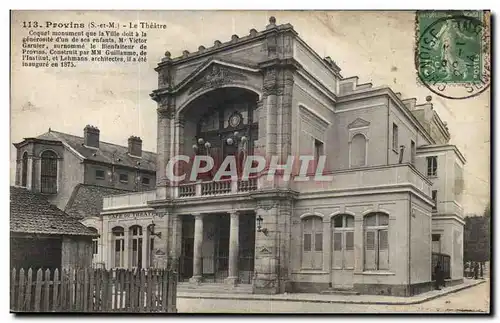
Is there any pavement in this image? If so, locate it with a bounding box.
[177,278,486,305]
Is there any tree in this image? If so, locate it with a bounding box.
[464,203,491,264]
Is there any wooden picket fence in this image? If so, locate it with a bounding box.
[10,267,177,313]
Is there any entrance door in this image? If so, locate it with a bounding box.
[331,215,355,289]
[180,216,194,281]
[238,214,256,284]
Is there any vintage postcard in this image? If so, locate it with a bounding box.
[9,10,491,314]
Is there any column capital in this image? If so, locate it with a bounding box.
[192,213,204,220]
[228,210,240,217]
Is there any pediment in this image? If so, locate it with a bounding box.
[348,117,371,129]
[175,59,260,95]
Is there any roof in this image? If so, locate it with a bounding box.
[65,184,130,219]
[10,186,98,237]
[34,130,156,172]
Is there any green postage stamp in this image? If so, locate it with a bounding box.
[415,10,490,99]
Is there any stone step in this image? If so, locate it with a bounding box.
[178,283,253,294]
[320,288,360,295]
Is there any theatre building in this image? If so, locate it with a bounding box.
[95,17,466,296]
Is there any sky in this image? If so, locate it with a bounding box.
[10,10,490,215]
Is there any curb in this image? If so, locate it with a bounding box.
[177,280,486,305]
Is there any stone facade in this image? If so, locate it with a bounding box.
[90,17,465,296]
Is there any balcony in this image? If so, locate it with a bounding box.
[176,178,258,198]
[292,163,432,196]
[102,190,157,211]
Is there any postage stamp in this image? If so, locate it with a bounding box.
[415,10,491,100]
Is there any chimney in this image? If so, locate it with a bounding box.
[128,136,142,157]
[84,125,100,148]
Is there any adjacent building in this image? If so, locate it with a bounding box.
[10,186,98,271]
[13,126,157,267]
[13,17,466,296]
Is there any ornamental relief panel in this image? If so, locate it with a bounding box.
[188,64,249,95]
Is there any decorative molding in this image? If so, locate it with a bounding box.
[259,247,272,255]
[256,200,280,211]
[157,96,175,119]
[348,117,371,129]
[188,64,248,94]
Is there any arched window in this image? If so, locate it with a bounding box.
[332,214,355,269]
[21,152,28,187]
[40,150,58,194]
[364,213,389,270]
[130,225,143,268]
[112,227,125,268]
[350,134,367,167]
[301,216,323,269]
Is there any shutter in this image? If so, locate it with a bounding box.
[345,231,354,250]
[345,231,355,268]
[365,230,376,270]
[303,233,312,252]
[378,230,389,270]
[315,233,323,251]
[333,232,342,251]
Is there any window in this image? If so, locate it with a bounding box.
[432,234,441,253]
[302,216,323,269]
[112,227,125,268]
[21,152,28,187]
[119,173,129,183]
[148,224,155,267]
[410,140,416,164]
[40,150,58,194]
[314,139,324,164]
[95,169,105,180]
[130,225,143,268]
[332,214,355,269]
[392,123,398,151]
[364,213,389,271]
[427,156,438,176]
[87,227,99,259]
[142,177,150,186]
[432,190,438,211]
[350,134,367,167]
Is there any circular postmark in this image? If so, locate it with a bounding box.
[416,13,490,100]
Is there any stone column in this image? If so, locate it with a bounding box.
[190,213,204,284]
[226,211,240,285]
[123,228,130,269]
[141,226,148,269]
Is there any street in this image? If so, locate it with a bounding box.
[177,281,490,313]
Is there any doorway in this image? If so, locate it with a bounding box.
[180,215,194,281]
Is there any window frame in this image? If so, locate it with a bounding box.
[350,133,367,168]
[112,227,125,268]
[392,123,399,152]
[119,173,129,183]
[130,225,143,269]
[40,150,58,194]
[332,214,355,270]
[410,140,416,164]
[95,169,105,180]
[142,176,151,186]
[21,152,28,187]
[364,213,390,271]
[301,216,324,270]
[314,139,324,164]
[427,156,438,177]
[432,190,438,211]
